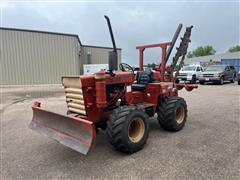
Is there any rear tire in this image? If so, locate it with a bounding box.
[157,97,187,131]
[106,106,149,154]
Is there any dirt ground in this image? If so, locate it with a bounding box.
[1,83,240,179]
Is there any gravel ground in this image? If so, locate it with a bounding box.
[1,83,240,179]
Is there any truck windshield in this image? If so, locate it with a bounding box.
[206,66,225,71]
[181,66,196,71]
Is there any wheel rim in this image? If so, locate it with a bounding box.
[128,117,145,143]
[221,78,223,84]
[176,105,185,124]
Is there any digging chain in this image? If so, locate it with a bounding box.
[170,26,193,77]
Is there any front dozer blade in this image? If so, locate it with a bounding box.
[29,102,96,155]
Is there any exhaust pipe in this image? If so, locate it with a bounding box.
[104,15,118,71]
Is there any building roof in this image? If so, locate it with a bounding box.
[0,27,82,45]
[0,27,121,50]
[185,51,240,64]
[82,45,121,50]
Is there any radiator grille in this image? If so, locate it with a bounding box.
[179,73,187,76]
[203,74,214,77]
[62,77,86,115]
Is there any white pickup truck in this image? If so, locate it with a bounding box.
[176,65,204,83]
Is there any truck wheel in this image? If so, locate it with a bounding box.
[230,75,235,83]
[157,97,187,131]
[238,80,240,85]
[106,106,149,154]
[190,75,196,84]
[219,76,224,85]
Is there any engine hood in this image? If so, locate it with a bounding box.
[179,70,195,74]
[202,71,223,74]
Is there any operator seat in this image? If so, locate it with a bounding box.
[132,71,152,91]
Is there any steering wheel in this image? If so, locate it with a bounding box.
[119,63,134,72]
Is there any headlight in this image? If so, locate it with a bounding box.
[187,73,192,76]
[214,73,219,77]
[199,74,203,77]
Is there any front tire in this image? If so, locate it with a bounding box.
[219,76,224,85]
[106,106,149,154]
[157,97,187,131]
[230,74,235,83]
[190,75,196,84]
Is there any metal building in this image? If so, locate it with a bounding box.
[80,45,121,75]
[0,28,121,85]
[185,52,240,64]
[184,52,240,70]
[221,59,240,72]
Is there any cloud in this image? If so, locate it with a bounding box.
[2,1,239,66]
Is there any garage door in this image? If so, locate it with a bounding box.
[221,59,240,72]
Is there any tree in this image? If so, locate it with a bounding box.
[228,45,240,53]
[145,63,156,68]
[187,45,216,58]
